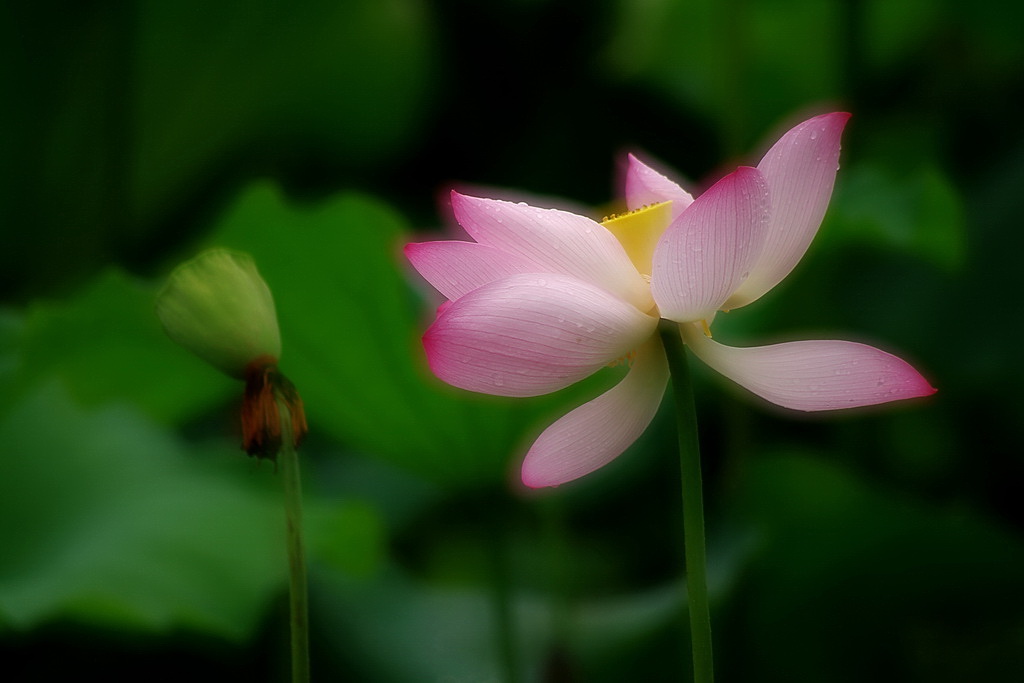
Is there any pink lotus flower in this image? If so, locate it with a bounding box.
[406,113,935,488]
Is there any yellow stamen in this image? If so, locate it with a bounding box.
[700,319,713,338]
[601,201,673,276]
[607,349,638,368]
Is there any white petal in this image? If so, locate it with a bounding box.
[451,192,653,310]
[681,323,937,411]
[405,240,541,300]
[521,336,668,487]
[651,167,769,323]
[624,153,694,220]
[726,112,850,309]
[424,274,658,397]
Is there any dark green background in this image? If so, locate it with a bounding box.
[2,0,1022,680]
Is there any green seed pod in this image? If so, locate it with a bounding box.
[156,249,281,379]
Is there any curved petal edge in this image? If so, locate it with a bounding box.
[726,112,851,309]
[624,153,694,220]
[450,192,652,310]
[405,240,541,301]
[652,166,769,323]
[681,324,936,411]
[522,336,669,487]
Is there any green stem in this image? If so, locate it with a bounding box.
[541,496,571,649]
[277,398,310,683]
[658,322,714,683]
[484,497,520,683]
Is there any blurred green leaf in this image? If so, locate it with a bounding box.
[317,565,689,683]
[318,568,534,681]
[0,384,282,638]
[4,270,230,423]
[0,2,131,298]
[721,452,1024,682]
[0,381,386,640]
[0,312,21,393]
[1,0,437,298]
[133,0,437,230]
[307,500,385,580]
[824,163,966,270]
[864,0,944,70]
[605,0,842,151]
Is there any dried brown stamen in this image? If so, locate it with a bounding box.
[241,355,308,460]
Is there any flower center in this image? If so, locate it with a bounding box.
[601,201,673,277]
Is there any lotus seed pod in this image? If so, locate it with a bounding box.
[156,249,281,379]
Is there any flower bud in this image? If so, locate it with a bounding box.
[156,249,281,379]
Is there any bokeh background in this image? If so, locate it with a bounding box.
[2,0,1023,681]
